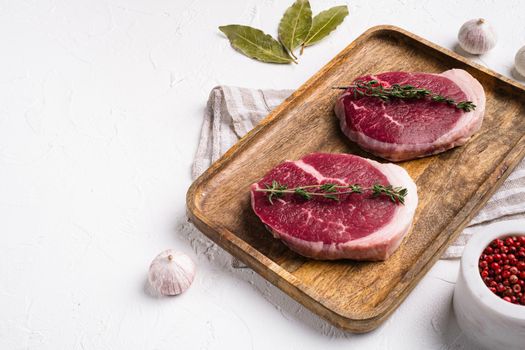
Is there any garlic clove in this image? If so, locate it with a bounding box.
[515,46,525,77]
[148,249,196,296]
[458,18,497,55]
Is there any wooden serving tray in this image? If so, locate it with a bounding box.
[186,25,525,332]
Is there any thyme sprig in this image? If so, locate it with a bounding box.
[257,180,407,205]
[333,80,476,112]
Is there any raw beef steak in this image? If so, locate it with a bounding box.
[250,153,418,261]
[335,69,485,161]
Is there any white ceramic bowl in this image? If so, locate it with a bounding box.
[453,220,525,350]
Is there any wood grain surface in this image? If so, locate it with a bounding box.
[186,25,525,332]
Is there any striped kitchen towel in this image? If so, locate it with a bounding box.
[191,86,525,261]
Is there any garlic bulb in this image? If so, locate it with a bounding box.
[515,46,525,77]
[458,18,497,54]
[148,250,196,296]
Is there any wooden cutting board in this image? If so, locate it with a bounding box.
[186,25,525,332]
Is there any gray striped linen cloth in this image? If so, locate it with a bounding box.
[192,86,525,261]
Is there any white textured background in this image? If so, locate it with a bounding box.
[1,0,524,349]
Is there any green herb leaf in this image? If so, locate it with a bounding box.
[395,187,407,204]
[456,101,476,112]
[348,184,362,193]
[219,25,296,64]
[371,184,407,204]
[302,5,348,49]
[319,183,337,192]
[256,180,407,205]
[336,80,476,112]
[267,192,275,205]
[265,180,288,204]
[278,0,312,57]
[294,188,312,200]
[323,194,340,201]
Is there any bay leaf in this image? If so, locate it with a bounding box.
[278,0,312,57]
[302,5,349,48]
[219,25,295,64]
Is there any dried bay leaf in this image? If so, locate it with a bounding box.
[219,25,296,64]
[278,0,312,57]
[302,5,349,49]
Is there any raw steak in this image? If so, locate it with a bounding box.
[250,153,418,261]
[334,69,485,161]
